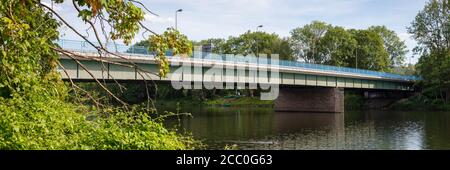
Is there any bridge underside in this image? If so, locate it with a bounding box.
[275,87,345,113]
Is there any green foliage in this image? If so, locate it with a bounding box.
[149,28,193,77]
[389,94,450,111]
[0,96,196,150]
[0,0,198,150]
[224,144,238,150]
[71,0,145,45]
[72,0,195,80]
[349,29,391,72]
[290,21,405,72]
[408,0,450,103]
[104,0,145,45]
[224,31,289,58]
[290,21,331,63]
[344,92,365,110]
[273,38,295,61]
[195,32,294,60]
[408,0,449,55]
[392,64,416,76]
[320,26,358,66]
[368,26,408,67]
[0,0,62,99]
[204,97,274,107]
[83,108,196,150]
[193,38,227,54]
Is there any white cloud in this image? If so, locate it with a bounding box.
[399,32,413,41]
[144,14,175,24]
[398,32,419,64]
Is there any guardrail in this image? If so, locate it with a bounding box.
[55,39,419,81]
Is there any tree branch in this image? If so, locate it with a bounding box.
[57,61,104,108]
[57,49,129,108]
[129,0,159,17]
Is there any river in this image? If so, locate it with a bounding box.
[164,106,450,150]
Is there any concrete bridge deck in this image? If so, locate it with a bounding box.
[56,39,419,113]
[58,51,416,91]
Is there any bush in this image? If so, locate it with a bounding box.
[344,92,364,110]
[0,95,197,150]
[389,94,450,111]
[0,0,199,150]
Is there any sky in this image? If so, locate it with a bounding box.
[46,0,428,64]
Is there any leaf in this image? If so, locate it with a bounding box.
[78,9,93,21]
[87,0,102,16]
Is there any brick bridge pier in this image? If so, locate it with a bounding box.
[275,87,345,113]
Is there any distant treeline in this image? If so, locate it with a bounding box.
[134,21,413,74]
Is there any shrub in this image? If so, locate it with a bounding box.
[0,95,197,150]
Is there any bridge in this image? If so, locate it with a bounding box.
[56,39,418,113]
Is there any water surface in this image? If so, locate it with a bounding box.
[164,106,450,150]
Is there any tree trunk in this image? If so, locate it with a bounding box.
[201,88,206,101]
[446,89,450,104]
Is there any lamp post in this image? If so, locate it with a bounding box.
[256,25,263,57]
[256,25,263,32]
[175,9,183,30]
[356,49,358,69]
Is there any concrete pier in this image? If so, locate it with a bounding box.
[275,87,344,113]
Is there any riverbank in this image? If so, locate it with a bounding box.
[155,93,450,111]
[204,96,274,107]
[156,93,365,110]
[156,96,274,108]
[389,95,450,111]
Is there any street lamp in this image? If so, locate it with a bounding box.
[256,25,263,57]
[256,25,263,31]
[175,9,183,30]
[355,48,358,69]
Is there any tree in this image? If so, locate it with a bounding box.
[272,38,295,61]
[227,31,279,56]
[199,31,294,60]
[368,25,408,67]
[392,64,416,76]
[408,0,449,54]
[193,38,227,54]
[149,28,193,77]
[349,29,391,71]
[0,0,196,149]
[408,0,450,102]
[1,0,62,99]
[290,21,331,64]
[290,21,396,72]
[319,26,357,67]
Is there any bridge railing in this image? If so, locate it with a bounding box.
[192,53,419,81]
[55,39,419,81]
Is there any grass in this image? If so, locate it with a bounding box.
[204,96,274,107]
[155,96,274,108]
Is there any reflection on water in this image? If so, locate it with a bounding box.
[164,107,450,150]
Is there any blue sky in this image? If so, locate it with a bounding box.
[47,0,428,64]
